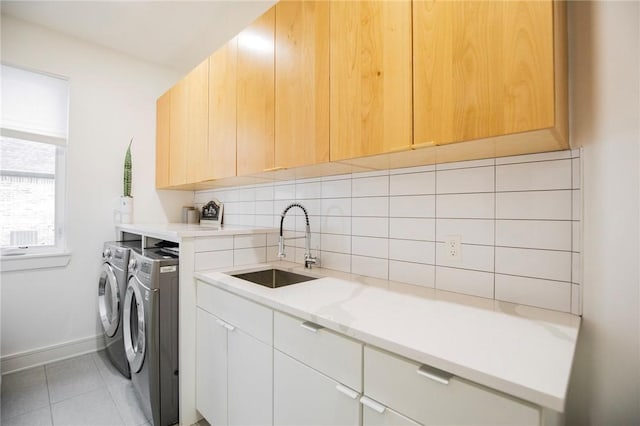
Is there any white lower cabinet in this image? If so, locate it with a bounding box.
[196,308,228,426]
[361,398,422,426]
[364,346,541,426]
[274,350,360,426]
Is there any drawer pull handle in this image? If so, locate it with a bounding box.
[417,364,453,385]
[300,321,323,333]
[216,319,235,332]
[359,396,386,414]
[335,384,359,400]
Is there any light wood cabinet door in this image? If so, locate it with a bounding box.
[274,350,360,426]
[168,77,188,186]
[413,0,556,146]
[275,1,330,169]
[196,309,228,426]
[167,59,209,186]
[155,90,171,189]
[228,328,273,426]
[186,59,210,183]
[207,37,237,181]
[329,1,413,161]
[237,7,275,176]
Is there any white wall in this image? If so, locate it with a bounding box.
[0,16,193,363]
[566,2,640,424]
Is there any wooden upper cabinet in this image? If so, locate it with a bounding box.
[156,90,171,189]
[167,59,209,187]
[413,0,562,147]
[169,77,188,186]
[329,1,413,162]
[275,1,330,169]
[207,37,238,181]
[237,8,275,176]
[186,59,210,183]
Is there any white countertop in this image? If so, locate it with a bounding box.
[195,261,581,413]
[117,223,277,242]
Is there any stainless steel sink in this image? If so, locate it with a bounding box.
[229,268,318,289]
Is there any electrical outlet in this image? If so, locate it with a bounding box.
[445,235,461,261]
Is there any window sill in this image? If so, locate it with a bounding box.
[0,251,71,272]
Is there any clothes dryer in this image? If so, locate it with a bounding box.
[124,248,179,426]
[98,241,138,378]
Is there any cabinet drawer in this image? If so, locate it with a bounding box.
[364,346,540,426]
[197,281,272,345]
[274,311,362,391]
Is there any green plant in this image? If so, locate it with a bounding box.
[124,138,133,197]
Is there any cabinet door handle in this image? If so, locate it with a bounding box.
[359,396,386,414]
[300,321,323,333]
[216,319,235,332]
[335,384,359,400]
[416,364,453,385]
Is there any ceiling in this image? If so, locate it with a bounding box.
[1,0,277,74]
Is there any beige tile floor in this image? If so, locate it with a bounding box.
[1,351,150,426]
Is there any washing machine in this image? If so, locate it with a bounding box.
[98,241,138,378]
[124,247,179,426]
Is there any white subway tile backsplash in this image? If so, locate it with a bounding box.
[435,267,494,299]
[194,236,234,252]
[571,284,582,315]
[389,218,435,241]
[495,274,571,312]
[389,239,435,264]
[389,261,435,288]
[195,250,234,271]
[495,247,572,282]
[234,234,266,249]
[389,195,435,218]
[496,190,572,220]
[496,220,572,251]
[255,201,274,215]
[352,197,389,217]
[352,236,388,259]
[436,158,495,170]
[495,150,571,165]
[389,171,435,196]
[195,149,581,314]
[321,179,351,198]
[572,157,581,189]
[234,247,266,266]
[322,216,352,235]
[496,159,571,192]
[572,252,582,285]
[352,255,388,280]
[436,166,494,194]
[435,219,494,246]
[352,217,388,238]
[255,184,274,201]
[436,243,494,272]
[352,176,389,197]
[274,184,296,200]
[320,251,351,273]
[436,193,495,219]
[321,198,351,217]
[296,182,322,199]
[321,233,351,254]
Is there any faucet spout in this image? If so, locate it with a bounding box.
[278,203,317,269]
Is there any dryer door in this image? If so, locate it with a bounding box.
[98,263,120,337]
[124,277,146,373]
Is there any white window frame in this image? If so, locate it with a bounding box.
[0,64,70,270]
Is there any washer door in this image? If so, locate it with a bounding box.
[124,277,146,373]
[98,263,120,337]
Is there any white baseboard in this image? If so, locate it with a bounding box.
[1,334,105,374]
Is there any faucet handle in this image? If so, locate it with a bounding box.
[304,254,317,269]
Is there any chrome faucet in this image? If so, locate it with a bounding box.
[278,203,317,269]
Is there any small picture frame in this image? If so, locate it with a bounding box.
[200,198,224,227]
